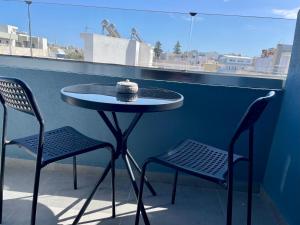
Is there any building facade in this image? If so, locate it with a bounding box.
[0,24,48,57]
[80,33,153,67]
[218,55,253,73]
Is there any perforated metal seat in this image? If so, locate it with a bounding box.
[0,77,115,225]
[135,91,276,225]
[156,139,245,183]
[10,126,111,166]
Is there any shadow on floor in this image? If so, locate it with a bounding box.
[2,198,57,225]
[1,159,283,225]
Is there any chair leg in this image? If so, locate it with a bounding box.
[135,162,149,225]
[73,156,78,190]
[247,158,253,225]
[171,170,178,204]
[247,127,254,225]
[226,182,233,225]
[31,166,42,225]
[0,144,6,224]
[127,151,156,196]
[226,154,234,225]
[111,152,116,218]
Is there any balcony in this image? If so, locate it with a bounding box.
[0,1,299,225]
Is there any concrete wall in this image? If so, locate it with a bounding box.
[126,40,139,65]
[138,42,153,67]
[0,65,281,184]
[263,11,300,225]
[80,33,94,62]
[0,46,48,57]
[82,34,136,65]
[81,33,153,67]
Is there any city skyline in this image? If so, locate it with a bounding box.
[0,0,298,57]
[0,22,292,76]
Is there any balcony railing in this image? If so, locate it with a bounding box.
[0,0,297,80]
[0,2,299,225]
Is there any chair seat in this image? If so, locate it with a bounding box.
[155,139,245,183]
[10,126,111,166]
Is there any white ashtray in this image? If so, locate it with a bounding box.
[116,79,138,94]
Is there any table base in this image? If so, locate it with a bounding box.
[72,112,155,225]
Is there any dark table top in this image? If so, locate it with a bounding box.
[61,83,184,113]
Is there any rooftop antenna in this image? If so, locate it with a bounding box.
[84,25,91,33]
[131,28,143,42]
[108,23,121,38]
[101,19,109,34]
[25,0,33,57]
[101,19,121,38]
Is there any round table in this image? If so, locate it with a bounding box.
[61,83,183,225]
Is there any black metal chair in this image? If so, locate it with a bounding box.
[135,91,276,225]
[0,77,115,225]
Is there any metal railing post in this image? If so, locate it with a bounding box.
[25,0,33,57]
[185,12,197,71]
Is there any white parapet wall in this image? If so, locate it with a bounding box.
[0,45,49,57]
[81,33,153,67]
[138,42,154,67]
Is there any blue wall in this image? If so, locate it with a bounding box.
[0,65,281,183]
[263,12,300,225]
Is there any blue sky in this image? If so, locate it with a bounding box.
[0,0,298,56]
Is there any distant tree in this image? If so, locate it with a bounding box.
[173,41,182,54]
[154,41,163,59]
[65,49,84,60]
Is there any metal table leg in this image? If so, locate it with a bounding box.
[72,111,155,225]
[127,150,156,196]
[72,162,112,225]
[123,154,150,225]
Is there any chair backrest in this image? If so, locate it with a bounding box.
[0,77,43,123]
[231,91,276,145]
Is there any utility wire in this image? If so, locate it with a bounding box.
[0,0,296,21]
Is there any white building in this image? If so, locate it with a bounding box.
[253,44,292,75]
[272,44,292,75]
[218,55,253,73]
[254,56,274,74]
[277,52,291,75]
[0,25,18,46]
[0,24,48,57]
[80,33,153,67]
